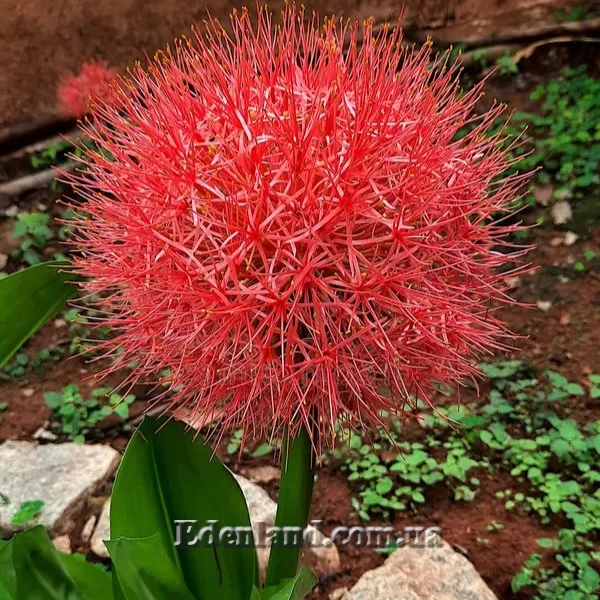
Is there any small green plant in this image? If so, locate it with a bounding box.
[495,52,518,76]
[589,375,600,399]
[29,139,74,170]
[0,347,64,381]
[11,500,45,526]
[12,212,54,266]
[513,531,600,599]
[44,384,136,443]
[227,429,275,458]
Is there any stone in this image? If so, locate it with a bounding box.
[81,515,97,543]
[32,427,58,441]
[52,534,72,554]
[90,499,110,558]
[0,253,7,270]
[234,474,341,580]
[240,465,280,485]
[550,200,572,225]
[564,232,578,247]
[335,535,497,600]
[0,441,120,535]
[537,300,552,312]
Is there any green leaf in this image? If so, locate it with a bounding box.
[565,383,585,396]
[0,263,77,368]
[262,567,318,600]
[11,501,44,526]
[10,525,86,599]
[111,416,256,600]
[58,553,113,599]
[375,477,393,495]
[251,443,272,458]
[551,439,571,460]
[0,537,17,598]
[106,534,194,600]
[264,428,314,588]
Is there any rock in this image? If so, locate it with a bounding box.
[241,465,280,485]
[52,534,72,554]
[54,318,67,329]
[537,300,552,312]
[90,499,110,558]
[336,535,497,600]
[32,427,58,442]
[550,200,572,225]
[234,474,341,580]
[81,515,97,543]
[21,388,35,398]
[0,441,120,535]
[0,253,7,270]
[564,232,578,247]
[549,236,563,248]
[330,589,351,600]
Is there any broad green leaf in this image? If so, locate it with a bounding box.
[106,534,194,600]
[10,526,83,599]
[0,538,16,599]
[59,554,113,600]
[262,567,318,600]
[0,263,77,368]
[264,428,314,587]
[111,417,256,600]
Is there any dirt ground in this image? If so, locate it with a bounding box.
[0,0,581,129]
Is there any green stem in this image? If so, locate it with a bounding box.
[263,426,315,587]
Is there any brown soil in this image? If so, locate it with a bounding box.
[0,0,581,129]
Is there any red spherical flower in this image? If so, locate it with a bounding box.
[57,60,117,119]
[67,6,529,449]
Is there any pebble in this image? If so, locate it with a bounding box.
[537,300,552,312]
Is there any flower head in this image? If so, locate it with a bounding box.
[57,60,117,119]
[68,6,528,449]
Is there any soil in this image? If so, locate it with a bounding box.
[0,0,582,129]
[1,35,599,600]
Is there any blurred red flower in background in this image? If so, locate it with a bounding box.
[57,60,117,119]
[67,6,529,449]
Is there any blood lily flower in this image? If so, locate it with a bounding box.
[67,6,529,450]
[57,60,117,119]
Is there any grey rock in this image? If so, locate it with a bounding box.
[81,514,97,543]
[32,427,58,442]
[0,441,120,535]
[334,536,496,600]
[52,534,72,554]
[90,499,110,558]
[550,200,572,225]
[234,474,341,580]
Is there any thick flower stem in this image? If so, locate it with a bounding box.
[263,426,315,587]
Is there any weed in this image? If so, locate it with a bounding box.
[12,212,54,266]
[29,140,74,170]
[495,52,518,76]
[11,500,45,526]
[0,347,64,382]
[44,384,135,443]
[226,429,275,458]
